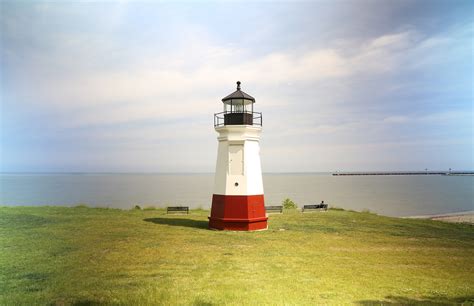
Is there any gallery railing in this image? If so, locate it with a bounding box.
[214,111,262,127]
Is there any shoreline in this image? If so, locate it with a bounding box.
[406,210,474,224]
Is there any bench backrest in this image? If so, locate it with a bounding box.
[167,206,189,211]
[265,206,283,210]
[303,205,320,209]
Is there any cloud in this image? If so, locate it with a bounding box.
[1,2,472,172]
[3,27,443,125]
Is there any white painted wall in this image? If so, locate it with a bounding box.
[213,125,264,196]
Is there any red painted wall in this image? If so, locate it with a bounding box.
[209,194,268,231]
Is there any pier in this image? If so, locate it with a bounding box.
[332,171,474,176]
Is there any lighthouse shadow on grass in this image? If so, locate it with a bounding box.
[143,217,208,229]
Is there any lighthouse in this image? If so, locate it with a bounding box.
[209,81,268,231]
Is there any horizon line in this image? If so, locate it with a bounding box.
[1,170,473,175]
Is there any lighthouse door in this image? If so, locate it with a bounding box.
[228,144,244,175]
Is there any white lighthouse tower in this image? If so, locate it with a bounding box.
[209,81,268,231]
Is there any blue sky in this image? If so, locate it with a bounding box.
[0,0,472,172]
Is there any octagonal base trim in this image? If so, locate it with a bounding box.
[209,194,268,231]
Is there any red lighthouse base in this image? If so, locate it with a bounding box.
[209,194,268,231]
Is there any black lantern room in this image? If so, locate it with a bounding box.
[214,81,262,127]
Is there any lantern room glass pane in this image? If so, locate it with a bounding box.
[234,104,244,113]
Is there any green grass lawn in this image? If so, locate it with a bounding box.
[1,206,473,305]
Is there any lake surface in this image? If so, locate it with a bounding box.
[0,173,472,217]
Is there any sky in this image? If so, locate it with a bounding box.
[0,0,473,173]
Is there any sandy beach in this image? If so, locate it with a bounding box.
[407,211,474,223]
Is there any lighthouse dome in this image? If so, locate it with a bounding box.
[221,81,255,105]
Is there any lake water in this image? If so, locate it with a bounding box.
[0,173,472,217]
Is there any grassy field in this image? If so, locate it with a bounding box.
[0,206,473,305]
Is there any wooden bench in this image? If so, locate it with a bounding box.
[302,203,328,212]
[265,205,283,214]
[166,206,189,214]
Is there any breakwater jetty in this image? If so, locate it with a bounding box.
[332,171,474,176]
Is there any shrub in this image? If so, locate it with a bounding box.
[361,208,377,215]
[282,198,297,209]
[74,204,89,208]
